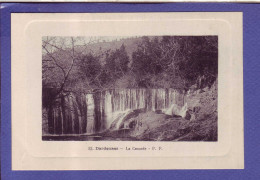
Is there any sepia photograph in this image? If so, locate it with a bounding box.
[42,36,218,141]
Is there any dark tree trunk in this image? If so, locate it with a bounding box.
[73,101,80,134]
[67,97,73,134]
[145,89,152,111]
[61,95,68,134]
[93,92,102,132]
[55,107,62,134]
[80,94,87,134]
[47,103,54,134]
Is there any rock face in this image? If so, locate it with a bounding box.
[184,110,192,120]
[186,81,217,122]
[133,112,216,141]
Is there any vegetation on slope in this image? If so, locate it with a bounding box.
[42,36,217,94]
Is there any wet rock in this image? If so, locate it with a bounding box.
[172,114,182,118]
[109,109,145,130]
[199,89,205,93]
[155,110,163,114]
[184,110,191,120]
[190,114,196,121]
[177,126,192,135]
[193,106,201,113]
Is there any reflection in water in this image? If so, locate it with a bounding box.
[42,135,137,141]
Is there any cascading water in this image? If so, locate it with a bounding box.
[86,94,95,134]
[85,89,186,133]
[44,89,186,135]
[43,93,88,135]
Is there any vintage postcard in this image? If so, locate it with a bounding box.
[11,13,243,170]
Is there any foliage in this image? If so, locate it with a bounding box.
[78,53,102,88]
[42,36,218,97]
[131,36,217,89]
[104,44,130,79]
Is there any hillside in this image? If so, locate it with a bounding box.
[75,37,143,64]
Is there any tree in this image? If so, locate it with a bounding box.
[131,36,218,89]
[42,37,98,134]
[104,44,130,80]
[78,52,103,89]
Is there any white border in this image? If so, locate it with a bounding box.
[11,13,243,170]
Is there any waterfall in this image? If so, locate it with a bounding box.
[164,103,188,118]
[87,89,185,132]
[44,89,186,135]
[86,94,95,134]
[115,109,133,129]
[45,93,88,135]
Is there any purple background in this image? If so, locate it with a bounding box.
[1,3,259,180]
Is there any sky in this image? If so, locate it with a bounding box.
[42,36,142,55]
[42,36,141,46]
